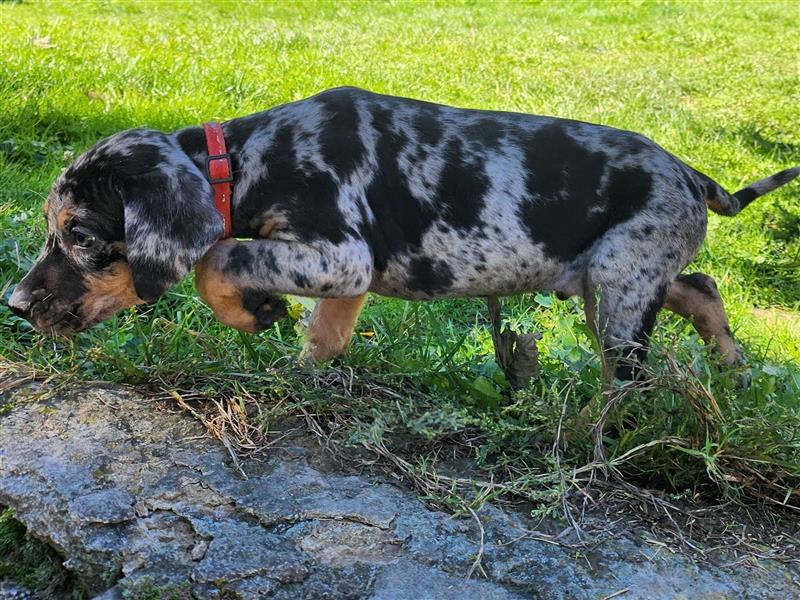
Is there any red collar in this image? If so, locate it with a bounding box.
[202,121,233,238]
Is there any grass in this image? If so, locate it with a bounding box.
[1,0,799,568]
[0,507,82,597]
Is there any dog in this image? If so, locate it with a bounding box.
[8,87,798,379]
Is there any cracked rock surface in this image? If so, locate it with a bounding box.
[0,381,797,599]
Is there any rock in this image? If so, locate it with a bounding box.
[0,581,36,600]
[0,379,798,599]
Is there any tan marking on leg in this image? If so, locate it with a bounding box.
[302,294,368,362]
[80,263,144,324]
[195,255,260,333]
[43,198,50,218]
[664,276,740,364]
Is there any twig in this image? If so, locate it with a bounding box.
[601,588,630,600]
[465,506,486,581]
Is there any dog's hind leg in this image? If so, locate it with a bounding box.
[663,273,742,364]
[583,235,683,381]
[195,237,372,334]
[583,248,676,464]
[301,295,369,362]
[585,274,669,382]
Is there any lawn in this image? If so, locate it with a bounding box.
[1,0,799,544]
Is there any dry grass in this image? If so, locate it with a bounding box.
[2,343,799,569]
[133,355,800,566]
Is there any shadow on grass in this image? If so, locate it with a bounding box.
[736,258,800,306]
[0,106,192,166]
[727,124,800,162]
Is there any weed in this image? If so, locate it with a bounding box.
[0,507,84,598]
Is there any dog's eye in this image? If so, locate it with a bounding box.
[73,229,96,249]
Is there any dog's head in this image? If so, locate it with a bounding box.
[8,129,224,335]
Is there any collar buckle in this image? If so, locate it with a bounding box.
[205,153,233,184]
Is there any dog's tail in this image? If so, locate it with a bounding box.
[696,166,800,216]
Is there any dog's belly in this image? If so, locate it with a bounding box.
[368,230,571,300]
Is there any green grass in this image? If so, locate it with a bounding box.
[1,0,799,534]
[0,507,83,597]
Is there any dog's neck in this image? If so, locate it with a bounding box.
[173,121,264,238]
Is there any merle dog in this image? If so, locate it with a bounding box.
[8,88,798,379]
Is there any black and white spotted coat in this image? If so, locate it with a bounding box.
[30,87,799,370]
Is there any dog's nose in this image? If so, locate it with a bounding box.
[8,286,34,318]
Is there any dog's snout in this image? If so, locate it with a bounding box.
[8,285,34,317]
[8,285,50,319]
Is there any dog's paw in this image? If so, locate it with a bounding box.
[240,290,287,331]
[298,339,341,365]
[252,295,288,329]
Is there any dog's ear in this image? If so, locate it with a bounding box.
[113,137,224,302]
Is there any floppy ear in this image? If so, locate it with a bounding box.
[116,146,224,302]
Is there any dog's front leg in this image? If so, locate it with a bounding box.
[301,295,369,363]
[194,238,372,335]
